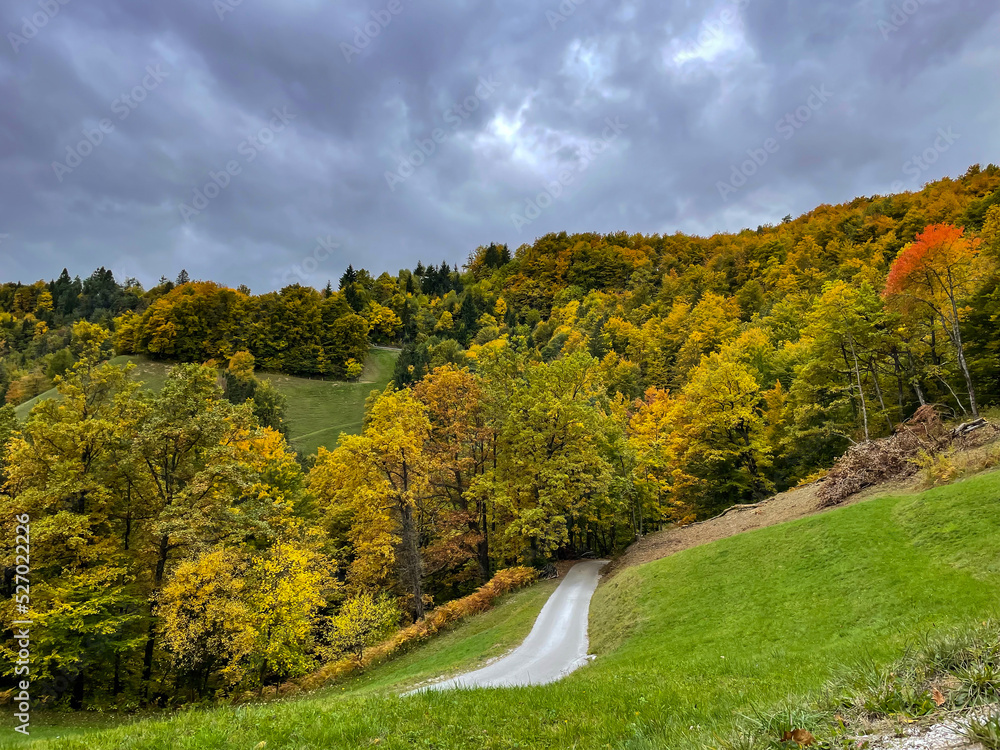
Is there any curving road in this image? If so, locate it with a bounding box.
[422,559,608,691]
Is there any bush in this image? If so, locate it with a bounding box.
[915,440,1000,488]
[915,450,959,487]
[326,593,399,661]
[344,358,363,380]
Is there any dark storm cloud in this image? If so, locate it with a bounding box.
[1,0,998,291]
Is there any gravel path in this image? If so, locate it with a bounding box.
[857,706,996,750]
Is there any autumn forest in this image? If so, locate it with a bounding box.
[2,164,1000,709]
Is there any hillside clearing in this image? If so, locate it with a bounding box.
[256,348,398,455]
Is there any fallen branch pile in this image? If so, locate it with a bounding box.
[817,405,971,507]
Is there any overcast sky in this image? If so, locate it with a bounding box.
[1,0,998,292]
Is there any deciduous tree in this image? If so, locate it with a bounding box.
[884,224,987,416]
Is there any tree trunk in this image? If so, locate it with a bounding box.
[141,533,170,702]
[848,335,870,442]
[944,269,979,417]
[906,351,927,406]
[140,622,156,702]
[398,501,424,620]
[123,510,132,551]
[477,498,490,583]
[70,671,84,710]
[869,362,893,432]
[113,653,122,697]
[947,316,978,417]
[890,352,906,413]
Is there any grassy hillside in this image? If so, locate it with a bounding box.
[9,469,1000,749]
[12,349,398,455]
[258,348,398,456]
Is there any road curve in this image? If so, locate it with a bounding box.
[422,559,608,691]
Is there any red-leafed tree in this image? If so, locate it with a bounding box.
[884,224,986,417]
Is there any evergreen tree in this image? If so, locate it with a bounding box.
[459,294,479,343]
[339,265,362,311]
[50,269,81,318]
[338,265,357,290]
[483,243,502,268]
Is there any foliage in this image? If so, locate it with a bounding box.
[884,223,990,416]
[227,350,256,379]
[245,542,338,681]
[160,541,339,693]
[0,349,335,707]
[113,282,370,378]
[344,358,363,380]
[326,593,399,661]
[0,404,15,482]
[8,164,1000,716]
[158,548,257,688]
[674,355,773,512]
[914,449,959,487]
[310,386,432,618]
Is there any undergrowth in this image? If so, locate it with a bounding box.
[916,441,1000,488]
[960,714,1000,750]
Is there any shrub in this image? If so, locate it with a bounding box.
[345,358,364,380]
[326,593,399,661]
[915,450,959,487]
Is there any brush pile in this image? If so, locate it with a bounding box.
[817,405,984,507]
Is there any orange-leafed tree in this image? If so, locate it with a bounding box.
[883,224,986,417]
